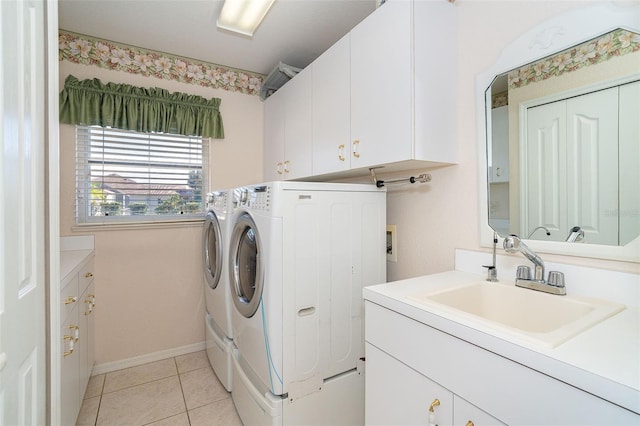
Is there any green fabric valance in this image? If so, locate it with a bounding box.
[59,75,224,139]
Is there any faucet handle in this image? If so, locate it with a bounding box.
[548,271,565,288]
[516,265,531,280]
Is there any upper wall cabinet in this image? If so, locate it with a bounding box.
[267,0,458,182]
[339,0,458,176]
[263,66,313,181]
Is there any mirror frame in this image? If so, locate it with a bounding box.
[477,2,640,263]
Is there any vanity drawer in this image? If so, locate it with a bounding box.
[79,256,95,293]
[60,274,79,325]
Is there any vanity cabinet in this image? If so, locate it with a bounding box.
[366,343,504,426]
[263,66,313,181]
[365,301,639,425]
[60,248,95,425]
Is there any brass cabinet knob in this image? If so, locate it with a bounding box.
[64,296,77,305]
[429,398,440,413]
[85,272,93,278]
[466,421,474,426]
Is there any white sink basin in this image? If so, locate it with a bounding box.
[407,282,625,348]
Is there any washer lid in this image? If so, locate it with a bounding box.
[229,212,263,318]
[203,211,223,290]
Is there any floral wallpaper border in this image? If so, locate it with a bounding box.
[59,30,265,97]
[508,29,640,90]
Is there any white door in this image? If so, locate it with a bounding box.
[0,0,47,424]
[524,87,619,244]
[566,87,619,245]
[523,100,567,241]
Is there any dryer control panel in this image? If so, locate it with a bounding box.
[207,190,230,211]
[235,185,271,211]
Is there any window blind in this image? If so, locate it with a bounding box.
[76,126,208,224]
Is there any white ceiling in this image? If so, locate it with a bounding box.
[58,0,378,76]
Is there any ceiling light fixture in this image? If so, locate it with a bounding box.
[217,0,276,37]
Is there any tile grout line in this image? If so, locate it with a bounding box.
[175,356,194,426]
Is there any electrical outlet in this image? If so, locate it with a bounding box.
[386,225,397,262]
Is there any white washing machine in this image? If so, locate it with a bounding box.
[203,189,234,391]
[227,181,386,425]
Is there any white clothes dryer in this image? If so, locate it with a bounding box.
[203,189,234,391]
[227,181,386,425]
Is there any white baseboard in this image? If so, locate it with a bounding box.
[91,341,206,376]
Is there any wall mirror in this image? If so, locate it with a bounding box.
[477,2,640,262]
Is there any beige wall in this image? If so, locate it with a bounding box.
[384,0,639,282]
[59,61,263,365]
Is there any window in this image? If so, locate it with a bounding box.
[76,126,208,224]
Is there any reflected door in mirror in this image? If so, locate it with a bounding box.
[523,87,620,245]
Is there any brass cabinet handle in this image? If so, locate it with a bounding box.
[63,335,75,357]
[284,160,290,173]
[352,140,360,158]
[276,162,283,175]
[84,299,94,315]
[85,272,93,278]
[64,296,77,305]
[466,421,475,426]
[338,144,345,161]
[429,398,440,413]
[69,325,80,342]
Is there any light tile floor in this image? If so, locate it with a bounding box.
[76,350,243,426]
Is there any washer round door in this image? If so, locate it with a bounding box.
[229,212,263,318]
[203,211,223,290]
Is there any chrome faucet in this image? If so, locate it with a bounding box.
[483,232,499,282]
[503,234,566,295]
[566,226,584,242]
[527,225,550,239]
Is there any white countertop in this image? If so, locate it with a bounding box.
[60,235,94,280]
[364,268,640,414]
[60,249,94,280]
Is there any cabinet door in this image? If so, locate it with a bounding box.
[454,396,505,426]
[78,280,95,400]
[365,343,453,426]
[283,67,313,180]
[61,311,81,426]
[263,88,286,181]
[350,0,413,169]
[312,34,351,175]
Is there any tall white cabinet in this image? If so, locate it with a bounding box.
[60,236,96,425]
[266,0,458,182]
